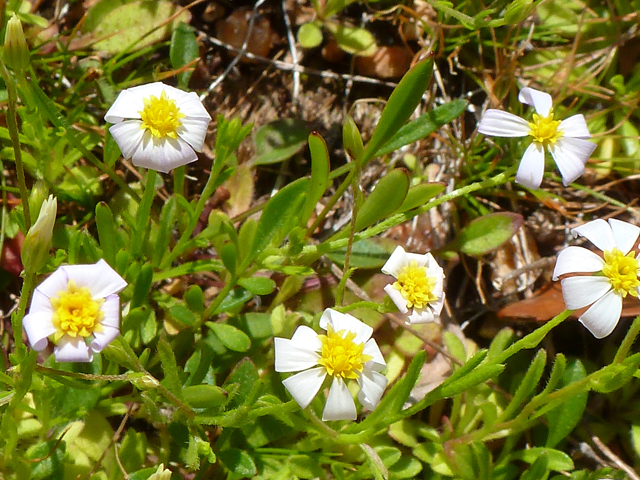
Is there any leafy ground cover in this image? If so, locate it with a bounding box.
[2,0,640,478]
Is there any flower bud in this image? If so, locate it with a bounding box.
[28,180,49,221]
[3,14,30,72]
[21,195,56,274]
[148,463,171,480]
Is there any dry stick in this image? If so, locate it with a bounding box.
[200,0,269,101]
[281,0,301,108]
[591,435,640,480]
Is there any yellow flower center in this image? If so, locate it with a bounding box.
[139,90,185,139]
[51,280,104,341]
[317,325,372,379]
[602,248,640,297]
[393,261,438,309]
[528,110,563,146]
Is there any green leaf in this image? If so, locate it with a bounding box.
[157,338,183,398]
[362,58,434,165]
[343,116,365,162]
[545,358,587,448]
[243,178,308,268]
[499,349,547,421]
[511,448,574,471]
[218,448,257,477]
[442,331,466,363]
[213,288,254,315]
[170,22,199,89]
[520,454,549,480]
[95,202,117,266]
[353,169,410,233]
[325,21,376,56]
[169,304,198,326]
[302,132,331,225]
[252,119,311,166]
[376,99,467,157]
[297,22,323,48]
[207,323,251,352]
[86,0,192,54]
[131,263,154,310]
[449,212,524,257]
[398,183,445,212]
[238,276,276,295]
[220,242,237,276]
[182,385,228,409]
[224,358,260,408]
[325,238,393,269]
[152,197,177,267]
[184,285,204,314]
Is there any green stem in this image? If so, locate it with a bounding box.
[614,313,640,364]
[0,60,30,229]
[201,273,237,322]
[130,169,157,258]
[11,271,35,358]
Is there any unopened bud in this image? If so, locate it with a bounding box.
[3,15,30,72]
[28,180,49,221]
[21,195,56,274]
[148,464,172,480]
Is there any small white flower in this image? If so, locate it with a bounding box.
[274,309,388,421]
[104,82,211,173]
[477,87,597,189]
[23,259,128,362]
[553,218,640,339]
[381,246,445,324]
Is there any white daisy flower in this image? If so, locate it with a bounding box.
[381,246,445,324]
[274,309,388,421]
[104,82,211,173]
[23,259,128,362]
[477,87,597,189]
[553,218,640,339]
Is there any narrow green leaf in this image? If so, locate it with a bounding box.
[362,58,434,165]
[376,99,467,157]
[152,197,177,267]
[510,448,574,471]
[220,242,237,276]
[218,449,257,477]
[545,358,587,448]
[443,331,467,363]
[398,183,445,212]
[157,337,183,398]
[182,385,228,409]
[343,116,364,162]
[440,364,505,398]
[184,285,204,314]
[95,202,117,266]
[170,22,199,89]
[207,323,251,352]
[302,132,330,225]
[131,263,154,310]
[499,349,547,421]
[448,212,524,257]
[354,169,410,232]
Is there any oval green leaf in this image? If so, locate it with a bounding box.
[450,212,524,257]
[207,323,251,352]
[297,22,323,48]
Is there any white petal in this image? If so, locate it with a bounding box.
[477,110,530,137]
[177,117,209,152]
[549,137,596,186]
[515,143,545,189]
[559,114,591,138]
[109,121,145,160]
[571,219,616,252]
[34,267,71,300]
[23,311,56,351]
[62,260,127,299]
[99,295,121,329]
[323,377,357,421]
[282,367,326,409]
[560,276,612,310]
[381,246,408,277]
[28,288,55,316]
[519,87,553,117]
[170,90,211,120]
[384,285,409,314]
[132,133,198,173]
[104,89,144,123]
[123,82,170,102]
[54,336,93,363]
[609,218,640,255]
[578,289,623,339]
[553,246,604,280]
[407,307,437,324]
[274,327,321,372]
[319,309,373,344]
[363,339,386,368]
[357,369,388,410]
[90,326,119,353]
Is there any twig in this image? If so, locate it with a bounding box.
[281,0,300,109]
[591,435,640,480]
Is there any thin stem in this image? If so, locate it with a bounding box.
[130,169,157,258]
[11,271,35,357]
[0,60,30,229]
[614,313,640,364]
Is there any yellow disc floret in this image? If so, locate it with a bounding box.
[317,325,372,379]
[139,90,185,139]
[51,280,104,341]
[602,248,640,297]
[393,261,438,309]
[528,110,563,146]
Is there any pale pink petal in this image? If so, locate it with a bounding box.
[560,276,612,310]
[552,246,604,280]
[559,114,591,138]
[357,369,388,410]
[477,110,530,137]
[54,336,93,363]
[384,284,409,314]
[132,133,198,173]
[571,219,616,252]
[109,121,145,160]
[363,339,386,368]
[609,218,640,255]
[274,328,321,372]
[177,117,209,152]
[578,289,623,339]
[519,87,553,117]
[323,377,357,421]
[282,367,326,409]
[549,137,596,186]
[381,246,409,277]
[23,311,56,351]
[104,89,144,123]
[62,260,127,299]
[515,142,545,189]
